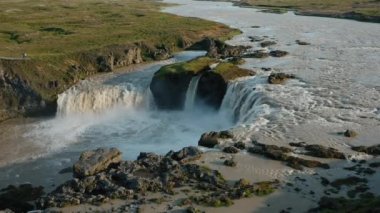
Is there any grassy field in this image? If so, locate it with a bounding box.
[238,0,380,21]
[0,0,238,102]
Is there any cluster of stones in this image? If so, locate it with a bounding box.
[36,147,279,209]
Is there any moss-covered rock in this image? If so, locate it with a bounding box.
[150,56,253,110]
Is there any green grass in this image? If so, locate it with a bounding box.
[155,57,218,77]
[0,0,238,102]
[239,0,380,18]
[214,62,252,81]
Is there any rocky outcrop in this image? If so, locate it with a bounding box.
[269,50,289,57]
[0,60,54,121]
[198,130,234,148]
[166,146,202,163]
[73,147,122,178]
[248,141,330,170]
[37,147,278,209]
[150,56,253,110]
[268,73,295,84]
[289,143,346,159]
[187,38,248,59]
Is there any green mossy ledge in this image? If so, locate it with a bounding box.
[150,57,254,110]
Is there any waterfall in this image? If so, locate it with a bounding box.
[220,76,271,124]
[184,75,201,110]
[57,81,148,116]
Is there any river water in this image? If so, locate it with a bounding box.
[0,0,379,193]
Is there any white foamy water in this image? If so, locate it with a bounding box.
[184,75,201,110]
[163,0,380,151]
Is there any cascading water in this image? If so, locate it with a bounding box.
[184,75,201,110]
[57,81,147,116]
[220,76,271,124]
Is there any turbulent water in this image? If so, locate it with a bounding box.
[0,0,380,193]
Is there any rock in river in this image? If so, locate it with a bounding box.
[73,147,122,178]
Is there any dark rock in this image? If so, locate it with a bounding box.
[304,144,346,159]
[289,142,307,147]
[0,184,44,213]
[243,50,269,58]
[269,50,289,57]
[352,144,380,156]
[150,70,193,110]
[233,142,246,150]
[187,38,248,59]
[260,41,277,47]
[197,71,228,110]
[251,26,261,28]
[58,167,73,174]
[228,57,245,65]
[167,146,202,163]
[344,129,358,138]
[296,40,311,45]
[248,36,264,42]
[320,177,330,186]
[224,159,237,167]
[369,162,380,168]
[268,73,295,84]
[73,147,122,178]
[198,131,233,148]
[261,67,272,71]
[223,146,240,154]
[330,176,367,189]
[248,141,329,170]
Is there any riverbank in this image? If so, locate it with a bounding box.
[0,0,239,122]
[199,0,380,23]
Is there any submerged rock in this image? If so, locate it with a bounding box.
[296,40,311,45]
[268,73,295,84]
[224,159,237,167]
[248,141,329,170]
[304,145,346,159]
[0,184,44,213]
[243,50,270,58]
[198,131,234,148]
[260,41,277,47]
[223,146,240,154]
[269,50,289,57]
[352,144,380,156]
[73,147,122,178]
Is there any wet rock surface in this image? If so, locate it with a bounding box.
[198,131,234,148]
[36,147,279,209]
[268,73,295,84]
[344,129,358,137]
[248,141,329,170]
[352,144,380,155]
[269,50,289,57]
[73,147,122,178]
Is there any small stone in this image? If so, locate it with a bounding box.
[344,129,358,138]
[224,159,237,167]
[233,142,246,150]
[223,146,240,154]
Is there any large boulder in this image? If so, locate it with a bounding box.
[73,148,122,178]
[198,131,234,148]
